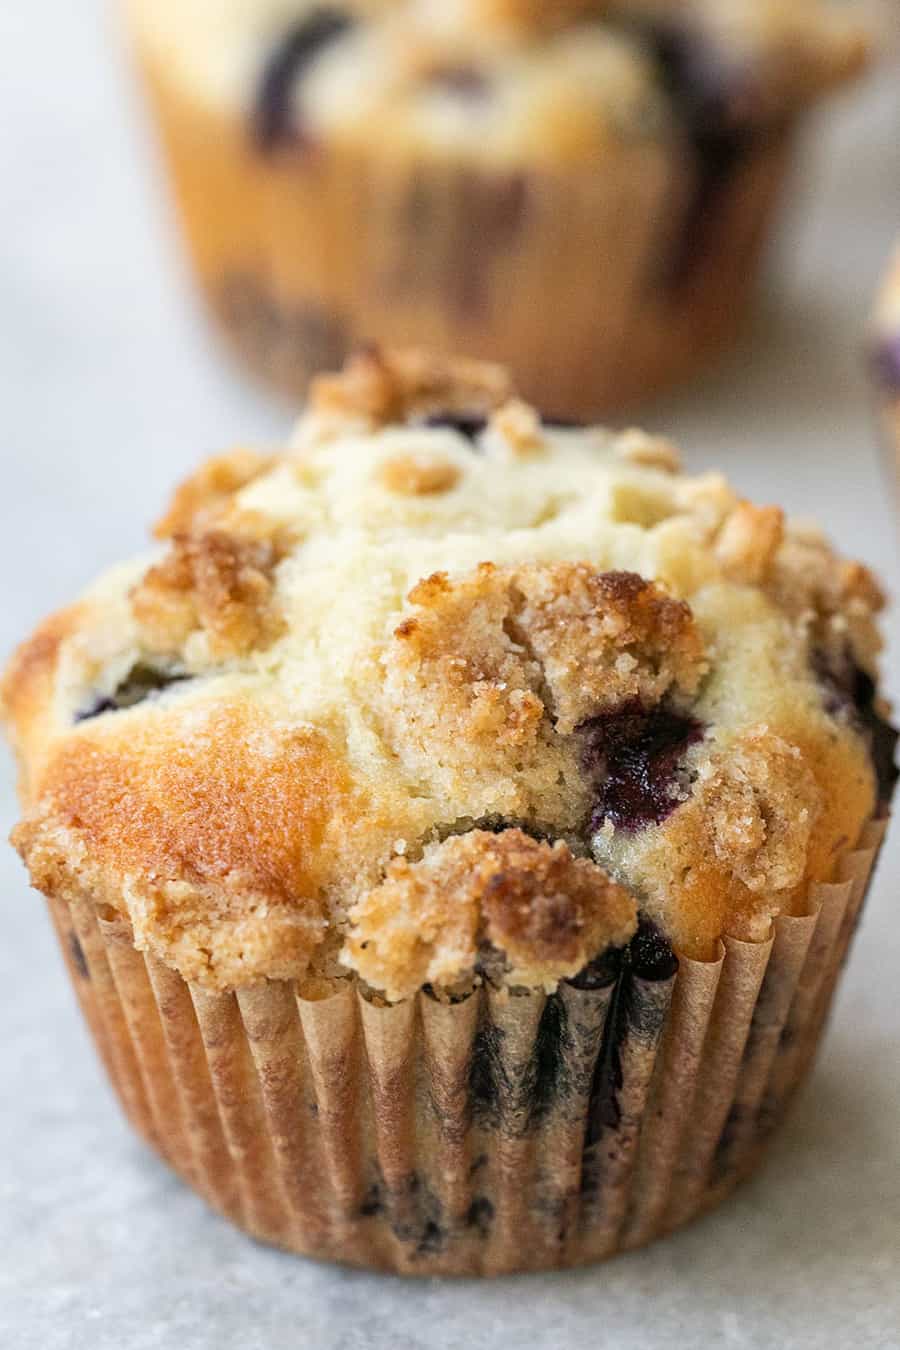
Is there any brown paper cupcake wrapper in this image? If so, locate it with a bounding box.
[133,39,794,418]
[44,816,885,1276]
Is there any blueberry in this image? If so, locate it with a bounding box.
[420,412,488,442]
[466,1196,494,1238]
[568,946,624,991]
[75,664,188,723]
[814,649,899,805]
[579,700,704,832]
[253,8,355,153]
[628,919,678,982]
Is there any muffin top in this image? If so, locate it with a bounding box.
[4,351,893,999]
[128,0,868,165]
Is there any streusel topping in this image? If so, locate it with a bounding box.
[3,349,890,992]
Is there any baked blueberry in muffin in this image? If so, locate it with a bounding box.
[4,350,892,1272]
[124,0,869,415]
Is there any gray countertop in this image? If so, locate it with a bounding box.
[1,5,899,1347]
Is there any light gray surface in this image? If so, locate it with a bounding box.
[1,5,899,1348]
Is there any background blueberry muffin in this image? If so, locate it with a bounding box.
[3,350,893,1274]
[124,0,868,416]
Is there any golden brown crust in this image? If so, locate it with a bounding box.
[13,702,353,985]
[1,609,75,734]
[309,347,513,427]
[0,605,87,800]
[345,828,636,1001]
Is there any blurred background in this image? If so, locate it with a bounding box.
[1,4,899,1349]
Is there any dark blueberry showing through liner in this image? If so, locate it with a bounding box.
[466,1196,494,1238]
[643,21,761,288]
[420,412,488,442]
[628,918,679,982]
[253,8,355,153]
[568,944,623,991]
[75,664,189,723]
[579,699,704,832]
[68,931,90,981]
[814,649,899,805]
[872,333,900,394]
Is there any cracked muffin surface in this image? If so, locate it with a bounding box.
[3,350,892,993]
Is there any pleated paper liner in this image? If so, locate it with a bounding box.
[43,815,885,1276]
[132,33,794,419]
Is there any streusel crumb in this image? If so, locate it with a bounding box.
[132,525,288,658]
[310,347,512,427]
[346,828,636,1001]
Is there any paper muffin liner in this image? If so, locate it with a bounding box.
[132,38,794,419]
[43,816,885,1276]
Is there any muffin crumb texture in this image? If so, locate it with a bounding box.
[2,351,889,995]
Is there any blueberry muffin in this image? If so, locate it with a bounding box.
[125,0,868,417]
[872,239,900,480]
[4,350,893,1274]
